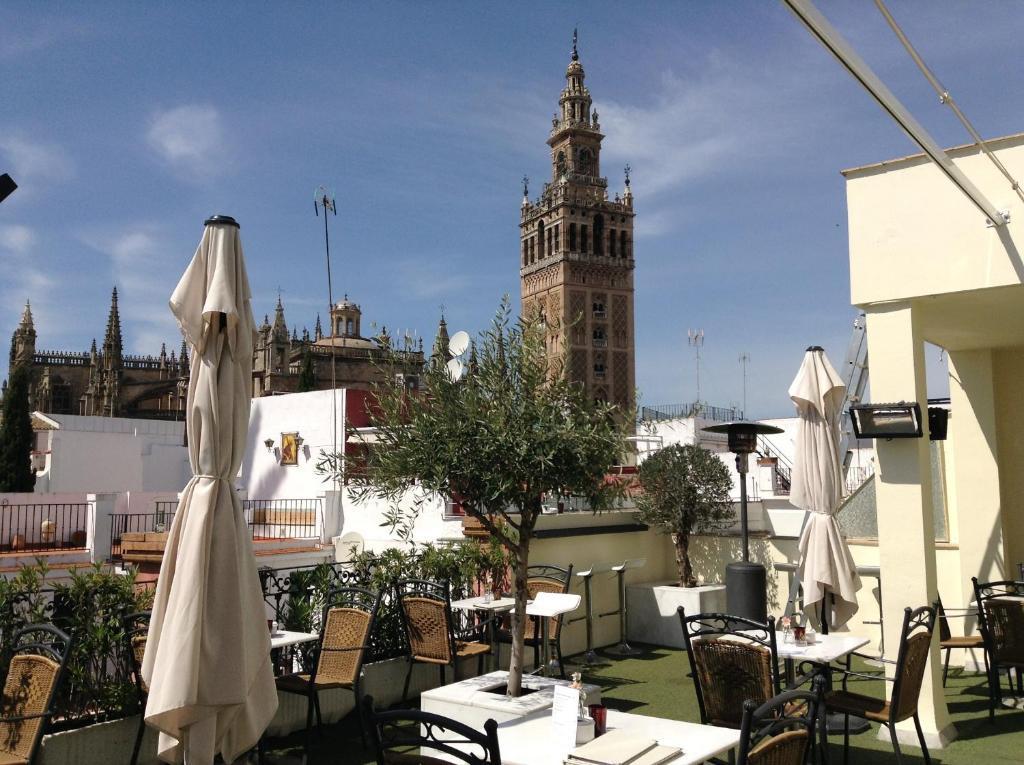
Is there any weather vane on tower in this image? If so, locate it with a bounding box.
[522,175,529,198]
[624,164,631,187]
[572,27,578,60]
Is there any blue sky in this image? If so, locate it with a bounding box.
[2,2,1022,417]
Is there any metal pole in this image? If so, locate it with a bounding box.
[583,573,597,664]
[737,452,749,562]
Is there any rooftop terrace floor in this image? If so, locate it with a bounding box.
[264,644,1024,763]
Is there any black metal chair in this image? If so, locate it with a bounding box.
[679,609,781,730]
[936,595,986,686]
[276,587,381,756]
[363,694,501,764]
[825,604,937,765]
[396,580,490,700]
[972,578,1024,722]
[0,623,73,765]
[495,563,574,677]
[737,689,819,765]
[123,611,151,765]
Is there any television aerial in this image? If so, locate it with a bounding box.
[446,330,470,382]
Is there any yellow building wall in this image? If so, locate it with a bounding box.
[993,346,1024,571]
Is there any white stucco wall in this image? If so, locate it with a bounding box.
[35,415,189,494]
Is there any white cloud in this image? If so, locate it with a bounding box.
[0,224,36,255]
[0,135,74,188]
[147,104,228,177]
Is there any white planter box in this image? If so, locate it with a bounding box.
[421,671,601,731]
[626,581,727,648]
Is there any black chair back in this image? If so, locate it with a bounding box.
[888,605,937,724]
[737,689,818,765]
[363,695,501,764]
[308,587,380,686]
[679,609,780,728]
[395,579,457,665]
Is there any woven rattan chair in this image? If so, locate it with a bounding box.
[123,611,151,765]
[362,694,501,765]
[972,578,1024,722]
[495,564,574,678]
[679,609,781,730]
[276,587,381,755]
[737,689,818,765]
[825,604,937,765]
[936,596,986,687]
[0,623,72,765]
[396,579,490,700]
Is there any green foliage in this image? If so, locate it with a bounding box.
[297,345,316,392]
[319,298,625,694]
[636,444,734,587]
[0,562,153,727]
[0,364,36,492]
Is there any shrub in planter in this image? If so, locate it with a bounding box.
[636,444,734,588]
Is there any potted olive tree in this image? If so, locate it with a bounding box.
[327,300,625,697]
[628,443,734,647]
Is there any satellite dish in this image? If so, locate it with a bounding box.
[446,358,465,382]
[449,331,470,357]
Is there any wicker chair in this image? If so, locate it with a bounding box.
[362,694,501,765]
[396,580,490,700]
[936,596,986,687]
[123,611,151,765]
[737,690,819,765]
[972,578,1024,722]
[276,587,381,755]
[495,564,574,678]
[0,623,72,765]
[679,609,781,730]
[825,604,937,765]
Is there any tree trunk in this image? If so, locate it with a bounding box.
[506,533,531,697]
[672,532,695,588]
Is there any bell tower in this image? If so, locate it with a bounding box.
[520,33,636,414]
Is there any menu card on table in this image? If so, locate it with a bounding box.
[565,728,681,765]
[552,684,584,748]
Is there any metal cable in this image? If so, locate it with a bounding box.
[875,0,1024,205]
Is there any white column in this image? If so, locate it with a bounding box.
[866,303,955,748]
[321,490,343,544]
[87,492,118,564]
[947,350,1004,655]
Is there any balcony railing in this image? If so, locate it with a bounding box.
[0,502,89,552]
[110,498,322,563]
[243,498,320,540]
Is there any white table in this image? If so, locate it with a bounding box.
[490,709,739,765]
[775,632,870,664]
[451,596,518,670]
[270,630,318,650]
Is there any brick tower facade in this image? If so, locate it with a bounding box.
[520,36,636,414]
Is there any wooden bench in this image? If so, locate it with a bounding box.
[120,531,168,564]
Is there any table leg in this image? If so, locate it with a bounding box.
[540,616,552,677]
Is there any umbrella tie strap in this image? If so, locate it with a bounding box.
[194,474,229,480]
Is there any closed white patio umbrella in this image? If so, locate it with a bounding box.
[790,346,861,630]
[142,216,277,763]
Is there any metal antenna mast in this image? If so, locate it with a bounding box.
[687,329,704,406]
[739,352,750,418]
[315,186,338,486]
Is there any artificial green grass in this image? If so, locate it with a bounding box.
[262,645,1024,763]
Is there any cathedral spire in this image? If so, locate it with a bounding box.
[19,300,34,331]
[271,295,288,342]
[103,287,123,361]
[432,314,450,363]
[314,314,323,341]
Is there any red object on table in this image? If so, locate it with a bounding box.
[588,705,607,736]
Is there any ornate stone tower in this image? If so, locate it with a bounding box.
[9,301,36,372]
[520,36,636,413]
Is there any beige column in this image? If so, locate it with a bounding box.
[947,350,1004,643]
[866,303,955,748]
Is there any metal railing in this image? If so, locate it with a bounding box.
[109,504,177,563]
[110,498,322,563]
[243,498,321,540]
[0,502,89,552]
[640,402,741,424]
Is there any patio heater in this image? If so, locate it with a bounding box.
[701,421,784,623]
